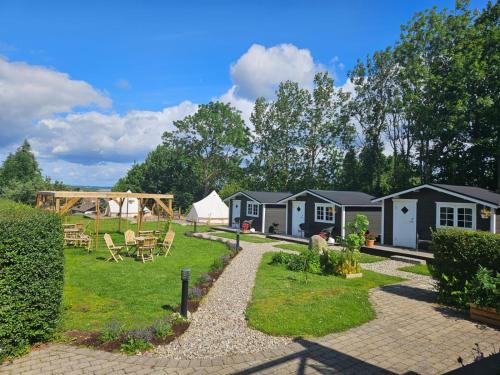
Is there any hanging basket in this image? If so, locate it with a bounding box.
[480,208,491,219]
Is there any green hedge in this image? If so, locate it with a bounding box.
[430,228,500,307]
[0,200,64,361]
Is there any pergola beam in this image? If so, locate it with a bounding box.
[36,191,173,200]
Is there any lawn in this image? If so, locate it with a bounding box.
[211,231,277,243]
[398,263,431,276]
[62,217,228,332]
[246,252,403,337]
[273,243,386,263]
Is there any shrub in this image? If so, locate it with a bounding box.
[0,200,64,361]
[188,286,203,300]
[152,317,173,339]
[119,336,153,355]
[431,228,500,307]
[198,273,212,284]
[320,250,340,274]
[210,257,224,271]
[468,267,500,310]
[271,252,294,265]
[100,319,124,342]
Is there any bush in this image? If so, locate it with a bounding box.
[152,317,173,339]
[100,319,124,342]
[210,257,224,271]
[119,336,153,355]
[271,252,294,265]
[431,228,500,307]
[0,200,64,361]
[468,267,500,310]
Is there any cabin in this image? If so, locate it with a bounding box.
[278,190,381,239]
[224,191,292,233]
[372,184,500,248]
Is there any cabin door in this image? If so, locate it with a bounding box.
[291,201,306,237]
[393,199,417,248]
[232,200,241,228]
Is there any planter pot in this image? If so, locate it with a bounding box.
[469,304,500,327]
[365,239,375,248]
[341,272,363,279]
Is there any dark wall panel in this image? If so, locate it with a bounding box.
[228,194,263,231]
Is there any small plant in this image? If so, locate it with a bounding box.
[365,234,376,241]
[188,286,203,300]
[198,273,212,284]
[100,319,124,342]
[152,317,173,339]
[119,336,153,355]
[124,327,155,343]
[220,254,230,265]
[271,252,294,265]
[210,257,224,271]
[468,266,500,310]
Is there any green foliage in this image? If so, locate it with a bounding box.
[100,319,124,342]
[430,228,500,307]
[210,257,224,272]
[468,267,500,310]
[271,252,295,265]
[119,336,153,355]
[0,141,68,205]
[0,200,64,361]
[271,250,321,274]
[152,317,173,339]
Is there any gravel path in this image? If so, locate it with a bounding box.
[153,234,294,360]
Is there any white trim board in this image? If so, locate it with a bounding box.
[373,184,499,208]
[224,191,258,203]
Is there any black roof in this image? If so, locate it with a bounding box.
[240,191,292,204]
[307,190,380,206]
[431,184,500,206]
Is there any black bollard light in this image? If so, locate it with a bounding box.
[236,228,240,252]
[180,268,190,318]
[194,220,197,233]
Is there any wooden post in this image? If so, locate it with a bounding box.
[155,203,161,233]
[137,198,143,232]
[118,198,123,233]
[95,199,100,251]
[55,198,61,213]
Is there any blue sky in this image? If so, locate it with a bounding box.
[0,0,489,186]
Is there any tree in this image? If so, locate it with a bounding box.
[0,140,68,205]
[163,102,250,197]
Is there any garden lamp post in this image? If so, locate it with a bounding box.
[236,227,240,252]
[180,268,190,318]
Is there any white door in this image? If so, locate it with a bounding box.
[292,201,306,237]
[393,199,417,248]
[231,200,241,228]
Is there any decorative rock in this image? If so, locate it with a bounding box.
[309,235,328,253]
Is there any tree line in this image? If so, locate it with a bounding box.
[115,1,499,209]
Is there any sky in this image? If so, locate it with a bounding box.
[0,0,490,187]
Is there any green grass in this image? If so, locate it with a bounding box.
[246,252,403,337]
[211,231,277,243]
[62,217,228,332]
[398,263,431,276]
[273,243,386,263]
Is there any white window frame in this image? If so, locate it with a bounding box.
[314,203,336,223]
[436,202,476,230]
[246,201,259,217]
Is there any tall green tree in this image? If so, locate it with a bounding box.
[162,101,250,197]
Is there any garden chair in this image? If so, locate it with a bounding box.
[124,229,137,256]
[104,233,124,262]
[137,236,156,263]
[157,230,175,257]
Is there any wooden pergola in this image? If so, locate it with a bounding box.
[36,191,174,250]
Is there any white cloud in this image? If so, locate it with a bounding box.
[216,86,254,125]
[230,44,323,100]
[32,100,198,164]
[0,57,110,146]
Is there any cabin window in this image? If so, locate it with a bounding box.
[315,203,335,223]
[436,202,475,230]
[246,201,259,217]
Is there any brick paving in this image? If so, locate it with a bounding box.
[1,237,499,374]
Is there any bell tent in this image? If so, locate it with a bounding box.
[186,191,229,224]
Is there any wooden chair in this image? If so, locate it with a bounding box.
[124,230,137,256]
[104,233,123,262]
[157,231,175,256]
[137,237,156,263]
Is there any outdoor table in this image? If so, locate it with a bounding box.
[135,236,156,262]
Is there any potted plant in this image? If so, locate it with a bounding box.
[468,267,500,327]
[365,234,376,248]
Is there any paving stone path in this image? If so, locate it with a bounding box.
[1,236,499,374]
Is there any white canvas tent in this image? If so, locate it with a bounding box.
[186,191,229,224]
[106,190,150,217]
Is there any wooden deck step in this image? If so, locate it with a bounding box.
[390,255,426,265]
